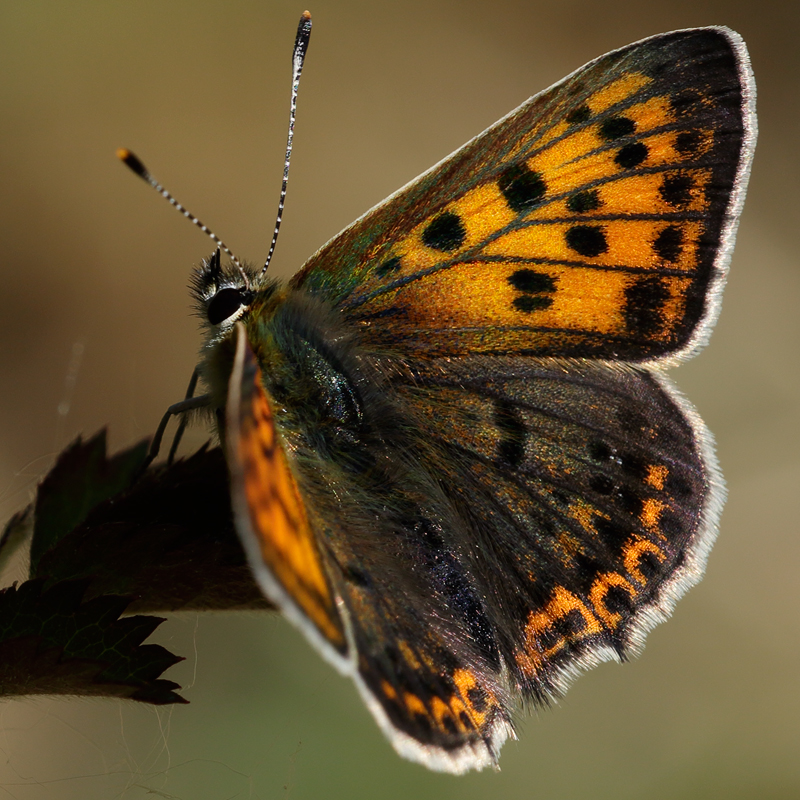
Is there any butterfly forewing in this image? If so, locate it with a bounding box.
[293,28,753,363]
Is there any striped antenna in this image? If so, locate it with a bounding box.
[117,148,250,289]
[261,10,312,277]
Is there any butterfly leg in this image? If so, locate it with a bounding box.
[146,368,210,467]
[166,368,201,465]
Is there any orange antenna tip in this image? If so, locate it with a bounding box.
[117,148,149,179]
[117,148,247,282]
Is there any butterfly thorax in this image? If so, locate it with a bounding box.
[192,254,386,471]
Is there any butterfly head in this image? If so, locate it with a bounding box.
[191,249,269,330]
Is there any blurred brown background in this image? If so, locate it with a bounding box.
[0,0,797,797]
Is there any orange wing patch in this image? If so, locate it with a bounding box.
[515,532,671,682]
[226,324,347,652]
[364,642,512,768]
[377,663,504,741]
[349,80,719,357]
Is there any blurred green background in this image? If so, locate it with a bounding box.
[0,0,798,797]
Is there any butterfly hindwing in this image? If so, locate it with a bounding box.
[336,528,515,772]
[225,322,719,762]
[297,426,516,770]
[293,28,754,363]
[394,355,720,696]
[226,317,513,771]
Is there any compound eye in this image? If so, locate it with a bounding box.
[207,288,245,325]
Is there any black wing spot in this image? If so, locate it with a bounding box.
[592,475,644,516]
[508,268,557,313]
[508,268,555,294]
[590,441,614,462]
[538,611,585,651]
[514,295,553,312]
[566,225,608,257]
[637,551,662,581]
[615,142,648,169]
[422,211,466,251]
[624,275,670,336]
[603,584,635,615]
[619,451,647,481]
[599,116,636,140]
[498,163,547,213]
[567,189,601,213]
[442,715,459,735]
[659,173,694,207]
[566,104,591,124]
[467,686,488,713]
[590,475,615,496]
[411,710,433,735]
[494,399,526,469]
[653,225,684,263]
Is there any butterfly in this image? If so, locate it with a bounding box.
[125,20,755,773]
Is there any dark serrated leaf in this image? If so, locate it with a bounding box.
[30,431,149,572]
[0,505,32,573]
[0,579,185,704]
[34,445,271,613]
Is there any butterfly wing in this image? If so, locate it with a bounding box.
[225,321,721,770]
[226,326,514,773]
[225,323,349,661]
[393,356,721,696]
[329,508,516,773]
[292,27,755,363]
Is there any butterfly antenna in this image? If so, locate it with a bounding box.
[261,10,312,277]
[117,148,251,289]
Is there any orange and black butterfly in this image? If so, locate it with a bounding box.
[125,21,755,773]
